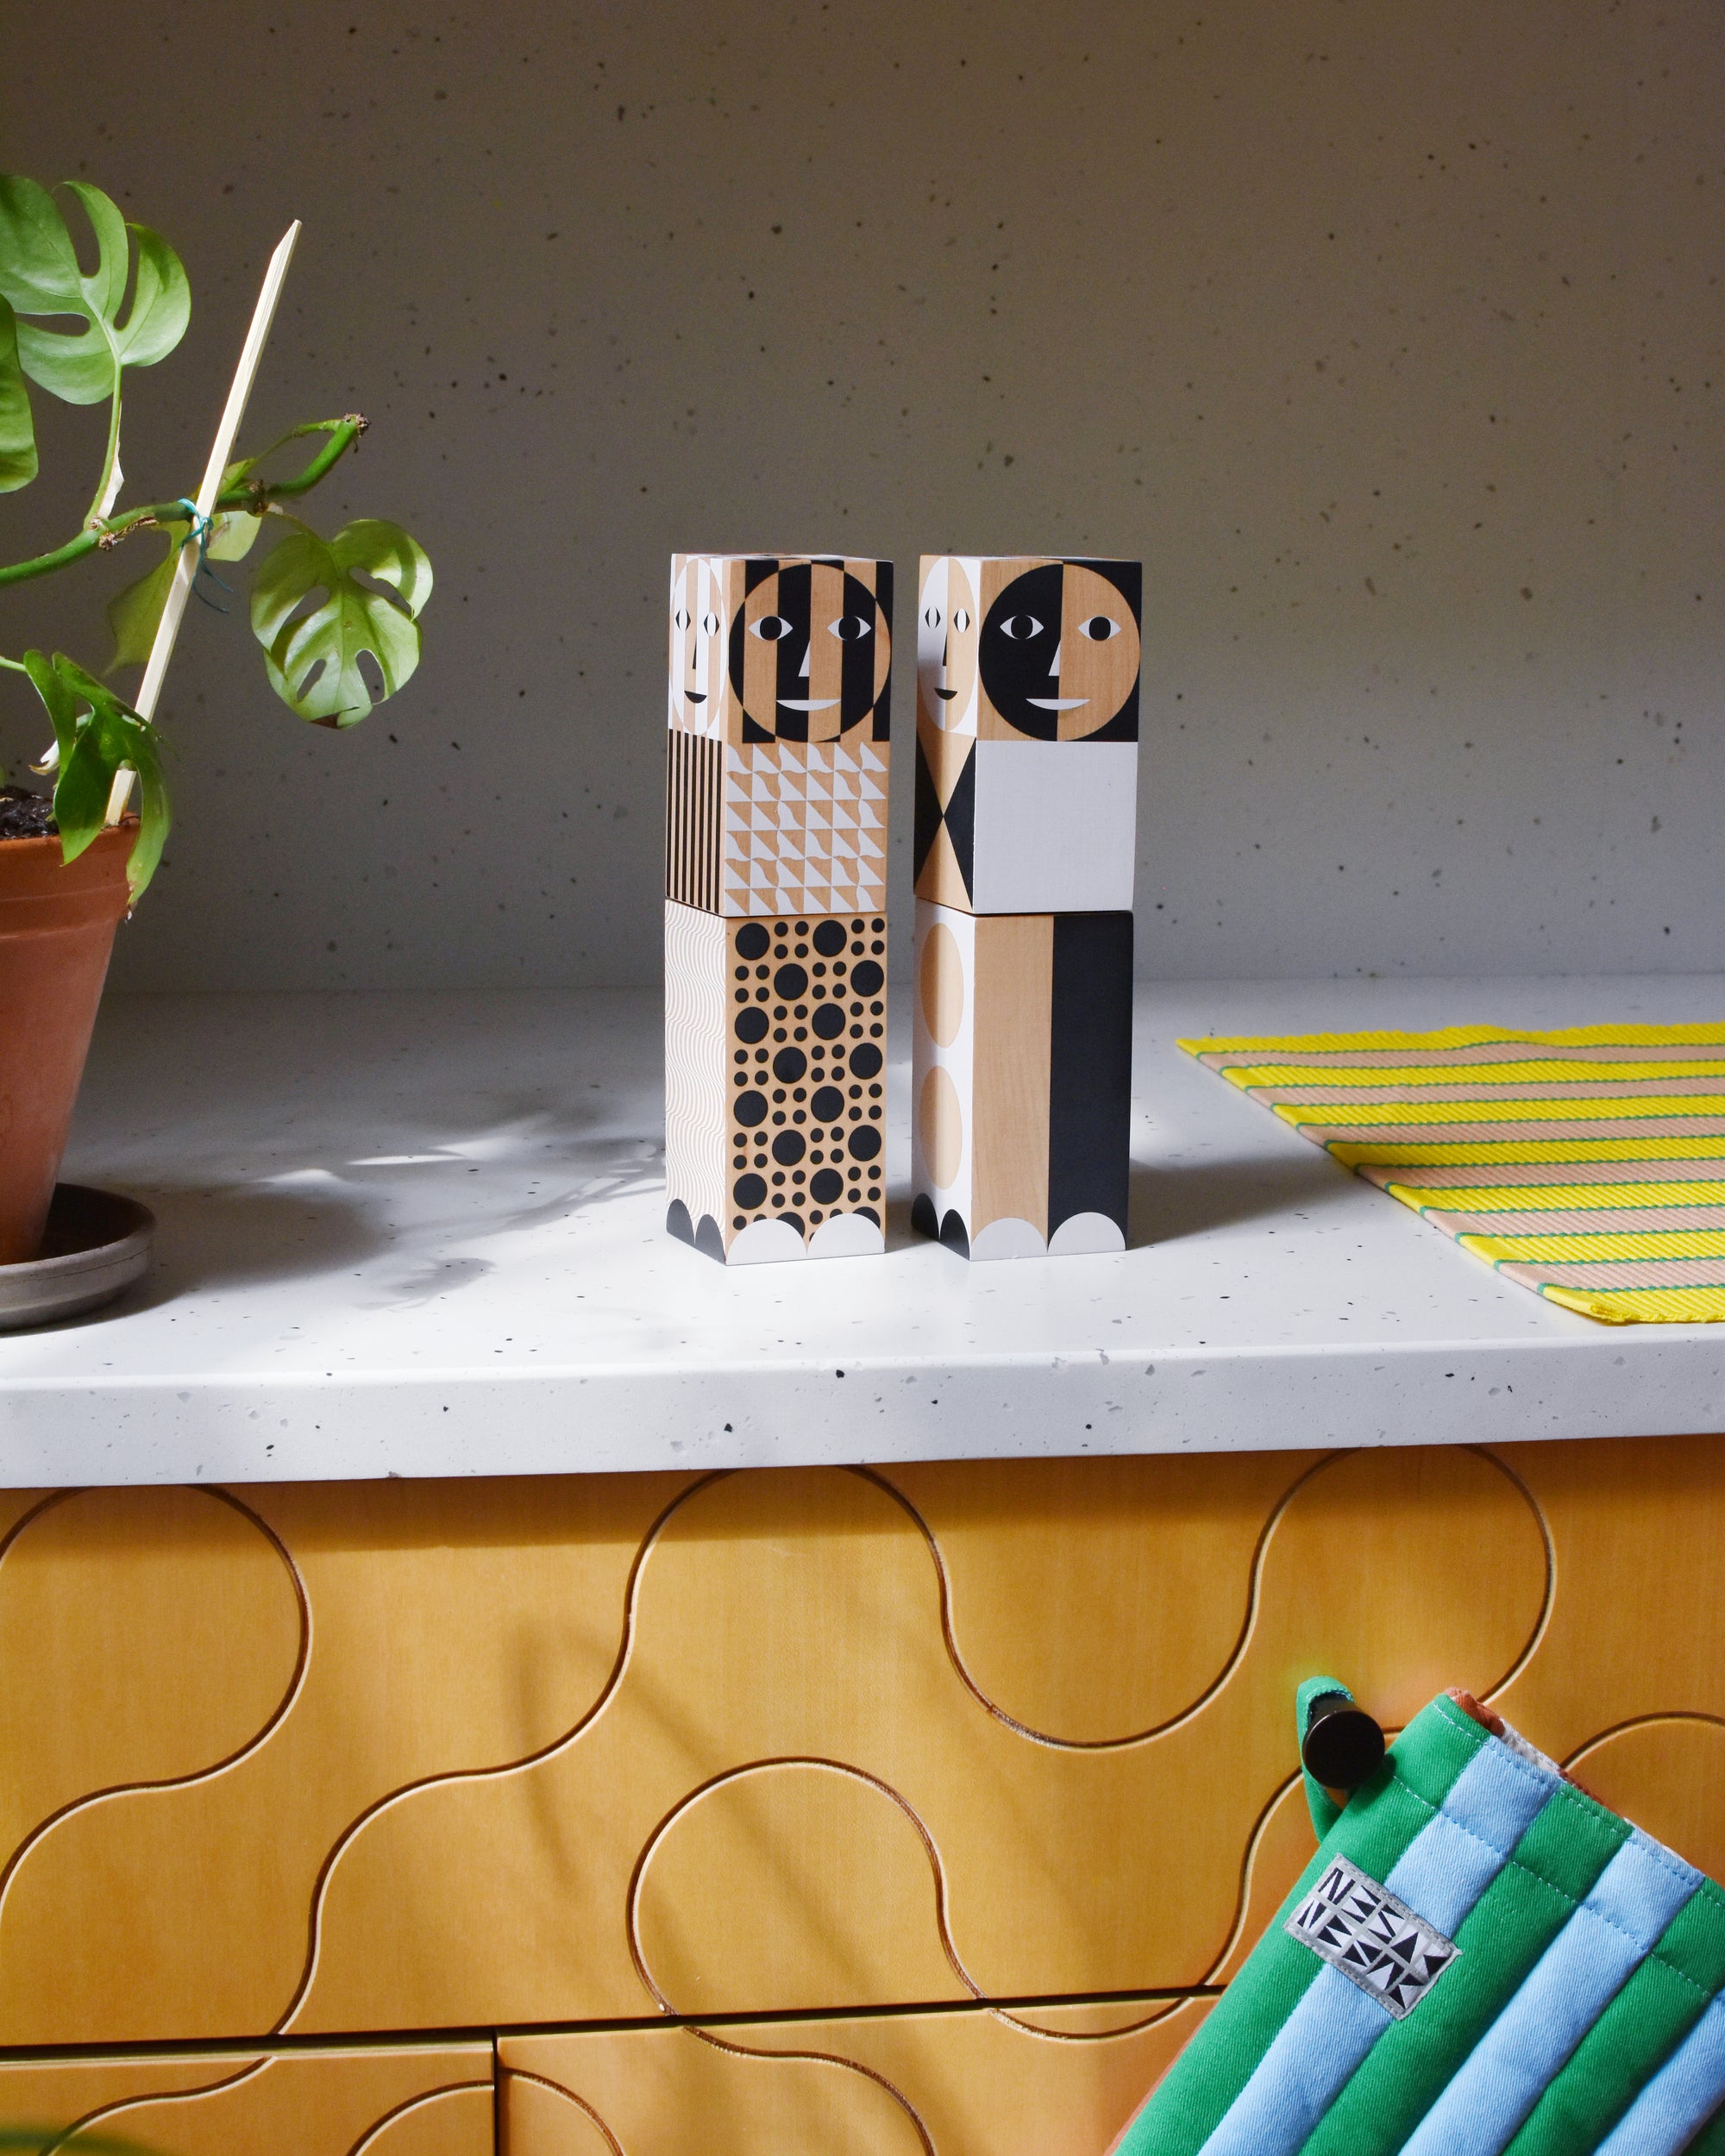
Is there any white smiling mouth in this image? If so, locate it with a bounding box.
[776,698,840,711]
[1027,696,1088,711]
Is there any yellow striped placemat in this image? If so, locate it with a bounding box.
[1178,1023,1725,1324]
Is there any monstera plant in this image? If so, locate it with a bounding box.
[0,174,433,1269]
[0,173,432,895]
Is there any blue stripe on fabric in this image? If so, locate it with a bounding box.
[1197,1733,1555,2156]
[1402,1830,1703,2156]
[1596,1990,1725,2156]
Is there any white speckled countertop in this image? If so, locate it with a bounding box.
[3,979,1723,1487]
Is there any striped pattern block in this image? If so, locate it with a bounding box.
[1115,1693,1725,2156]
[1178,1025,1725,1323]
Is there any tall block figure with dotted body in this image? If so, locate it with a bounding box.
[912,555,1138,1258]
[665,555,892,1263]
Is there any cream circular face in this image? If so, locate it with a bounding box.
[917,558,978,731]
[668,557,726,731]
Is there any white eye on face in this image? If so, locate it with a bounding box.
[673,606,690,630]
[998,614,1044,640]
[922,604,942,630]
[828,616,873,642]
[953,607,971,632]
[701,611,720,636]
[1078,616,1122,642]
[750,615,796,642]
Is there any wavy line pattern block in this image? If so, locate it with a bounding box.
[500,2003,1214,2156]
[0,2045,491,2155]
[1,1438,1722,2053]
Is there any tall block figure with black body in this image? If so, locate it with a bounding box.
[664,555,892,1264]
[912,555,1138,1259]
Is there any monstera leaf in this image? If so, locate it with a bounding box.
[0,176,188,405]
[0,295,35,491]
[105,509,262,673]
[249,518,432,726]
[23,650,168,901]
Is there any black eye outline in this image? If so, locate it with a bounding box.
[701,610,721,636]
[750,614,796,642]
[1079,615,1122,642]
[673,606,691,630]
[827,616,873,642]
[953,607,971,632]
[997,614,1044,640]
[922,604,942,630]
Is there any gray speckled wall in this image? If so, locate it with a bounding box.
[3,1,1722,988]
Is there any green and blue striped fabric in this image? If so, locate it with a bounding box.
[1115,1689,1725,2156]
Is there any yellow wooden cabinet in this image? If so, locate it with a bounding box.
[0,1437,1722,2148]
[0,2046,492,2155]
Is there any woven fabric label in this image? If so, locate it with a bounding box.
[1285,1855,1460,2018]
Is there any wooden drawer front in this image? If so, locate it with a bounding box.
[1,1437,1722,2042]
[0,2044,492,2154]
[499,2012,1208,2156]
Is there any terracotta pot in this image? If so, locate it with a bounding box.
[0,824,134,1264]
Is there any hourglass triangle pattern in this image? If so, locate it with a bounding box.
[718,742,888,916]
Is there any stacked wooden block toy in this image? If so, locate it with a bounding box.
[664,555,893,1263]
[912,555,1140,1257]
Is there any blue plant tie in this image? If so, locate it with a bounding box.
[174,497,233,612]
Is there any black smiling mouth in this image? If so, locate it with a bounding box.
[685,690,707,702]
[935,686,958,700]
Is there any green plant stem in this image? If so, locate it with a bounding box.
[0,652,26,674]
[0,417,366,589]
[83,380,123,527]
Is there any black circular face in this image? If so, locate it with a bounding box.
[773,1047,807,1082]
[734,1172,767,1208]
[729,562,890,742]
[812,1003,845,1040]
[979,561,1141,740]
[736,1091,768,1127]
[849,1042,882,1079]
[774,962,808,1000]
[736,922,770,960]
[810,1167,845,1204]
[812,920,847,956]
[735,1006,768,1044]
[772,1131,806,1166]
[850,959,884,997]
[848,1125,881,1162]
[811,1085,845,1122]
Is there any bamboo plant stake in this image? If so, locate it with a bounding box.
[104,220,299,824]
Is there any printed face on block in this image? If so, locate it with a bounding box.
[918,556,1141,743]
[669,556,893,745]
[668,555,729,733]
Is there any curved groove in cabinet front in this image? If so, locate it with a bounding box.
[1471,1445,1559,1702]
[0,1486,311,1937]
[46,2055,270,2153]
[627,1756,982,2015]
[850,1455,1340,1751]
[503,2070,626,2156]
[347,2078,495,2156]
[274,1471,728,2034]
[681,2027,935,2156]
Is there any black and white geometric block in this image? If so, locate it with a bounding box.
[1285,1856,1460,2019]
